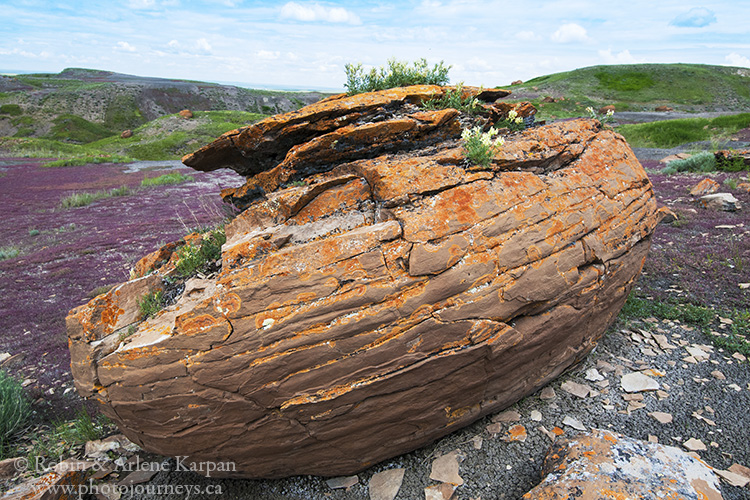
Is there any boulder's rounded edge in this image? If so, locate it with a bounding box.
[69,87,664,479]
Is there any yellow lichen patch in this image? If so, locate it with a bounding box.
[175,314,222,336]
[507,424,527,442]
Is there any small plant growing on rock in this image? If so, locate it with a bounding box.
[461,126,504,169]
[344,58,451,95]
[138,290,166,320]
[496,109,525,132]
[422,83,481,114]
[174,227,226,278]
[586,106,615,124]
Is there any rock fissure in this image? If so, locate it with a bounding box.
[66,85,664,478]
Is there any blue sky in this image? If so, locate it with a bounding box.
[1,0,749,91]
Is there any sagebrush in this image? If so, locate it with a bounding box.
[345,58,450,95]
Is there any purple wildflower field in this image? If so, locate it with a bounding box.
[638,159,750,311]
[0,157,242,418]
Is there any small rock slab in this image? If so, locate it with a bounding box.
[326,475,359,490]
[689,178,720,196]
[621,372,660,392]
[429,451,463,486]
[369,468,405,500]
[522,429,723,500]
[699,193,741,212]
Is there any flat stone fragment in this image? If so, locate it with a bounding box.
[562,416,586,431]
[530,410,543,422]
[492,410,521,422]
[326,475,359,490]
[649,411,673,424]
[584,368,604,382]
[683,438,707,451]
[714,469,750,487]
[539,387,556,400]
[505,425,528,442]
[425,483,458,500]
[522,429,723,500]
[561,381,593,399]
[621,372,660,392]
[429,451,464,486]
[369,468,405,500]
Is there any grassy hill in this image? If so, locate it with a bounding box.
[0,68,327,140]
[503,63,750,118]
[0,110,266,165]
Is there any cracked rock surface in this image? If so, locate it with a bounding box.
[66,85,664,479]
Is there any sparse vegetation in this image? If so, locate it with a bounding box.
[25,410,112,467]
[495,109,526,132]
[174,227,226,278]
[662,151,716,175]
[0,370,31,458]
[59,186,131,208]
[0,104,23,116]
[141,172,194,187]
[617,113,750,148]
[138,289,166,320]
[345,58,451,95]
[422,83,480,114]
[461,127,504,168]
[0,245,21,261]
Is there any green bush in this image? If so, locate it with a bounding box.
[461,127,504,168]
[0,370,31,455]
[0,246,20,261]
[422,83,480,114]
[138,290,166,320]
[662,151,716,174]
[0,104,23,116]
[175,228,226,278]
[141,172,194,187]
[345,58,451,95]
[46,114,115,143]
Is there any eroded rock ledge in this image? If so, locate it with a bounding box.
[67,85,665,478]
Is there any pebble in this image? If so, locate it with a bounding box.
[621,372,660,392]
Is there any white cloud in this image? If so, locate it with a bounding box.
[550,23,590,44]
[168,40,180,48]
[598,49,640,65]
[670,7,716,28]
[515,31,539,42]
[195,38,212,53]
[725,52,750,67]
[256,50,280,60]
[280,2,361,24]
[116,41,137,52]
[129,0,156,9]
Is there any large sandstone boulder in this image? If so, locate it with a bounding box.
[67,85,664,479]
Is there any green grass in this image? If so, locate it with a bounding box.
[345,58,451,95]
[0,370,31,458]
[1,110,266,162]
[618,113,750,148]
[59,186,131,208]
[0,104,23,116]
[0,246,21,260]
[25,409,112,466]
[619,293,750,357]
[422,83,481,114]
[141,172,194,187]
[174,227,226,278]
[504,63,750,119]
[46,114,115,143]
[138,290,166,320]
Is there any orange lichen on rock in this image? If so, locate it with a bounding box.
[67,85,664,479]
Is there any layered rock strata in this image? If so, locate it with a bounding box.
[67,85,664,478]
